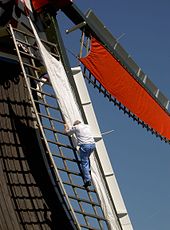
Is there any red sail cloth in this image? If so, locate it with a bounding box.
[79,37,170,140]
[31,0,48,11]
[32,0,72,12]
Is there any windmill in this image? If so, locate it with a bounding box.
[0,1,169,229]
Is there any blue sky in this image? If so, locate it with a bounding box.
[57,1,170,229]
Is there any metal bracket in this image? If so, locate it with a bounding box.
[66,21,86,34]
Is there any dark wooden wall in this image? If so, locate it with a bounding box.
[0,60,74,230]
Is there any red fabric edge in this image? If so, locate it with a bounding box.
[31,0,73,11]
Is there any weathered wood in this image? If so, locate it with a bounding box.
[0,60,74,229]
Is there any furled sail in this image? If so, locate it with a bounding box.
[29,18,120,229]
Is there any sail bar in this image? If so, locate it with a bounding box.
[62,3,169,113]
[72,66,133,230]
[79,37,170,141]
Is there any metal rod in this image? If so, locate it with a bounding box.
[66,21,86,34]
